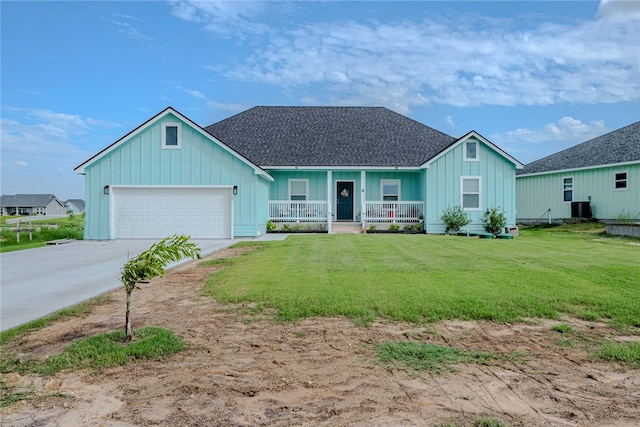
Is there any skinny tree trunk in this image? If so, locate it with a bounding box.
[125,290,132,342]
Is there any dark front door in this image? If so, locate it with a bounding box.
[336,181,354,220]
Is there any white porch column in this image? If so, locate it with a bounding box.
[361,170,366,230]
[327,170,332,233]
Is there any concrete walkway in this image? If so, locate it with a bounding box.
[0,238,246,331]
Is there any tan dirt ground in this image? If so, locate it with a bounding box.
[2,247,639,427]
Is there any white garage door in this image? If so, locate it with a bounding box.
[113,187,232,239]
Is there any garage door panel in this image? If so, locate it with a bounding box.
[113,187,231,239]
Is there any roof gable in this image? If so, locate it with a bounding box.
[204,106,458,167]
[0,194,64,207]
[422,131,524,169]
[518,121,640,176]
[74,107,272,180]
[65,199,85,210]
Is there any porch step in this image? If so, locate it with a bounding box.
[331,222,363,234]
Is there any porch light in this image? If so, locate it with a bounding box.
[103,185,110,195]
[233,185,238,196]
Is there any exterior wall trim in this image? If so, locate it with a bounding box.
[422,131,524,169]
[517,160,640,178]
[74,107,273,182]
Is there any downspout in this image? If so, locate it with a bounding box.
[327,170,332,234]
[361,170,366,231]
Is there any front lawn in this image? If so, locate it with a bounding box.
[0,215,84,252]
[204,228,640,328]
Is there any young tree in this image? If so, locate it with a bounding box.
[441,206,472,234]
[482,207,508,236]
[120,234,201,341]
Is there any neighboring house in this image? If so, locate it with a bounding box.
[75,106,523,240]
[0,194,67,217]
[65,199,85,215]
[516,121,640,223]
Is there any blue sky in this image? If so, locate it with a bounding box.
[2,0,639,200]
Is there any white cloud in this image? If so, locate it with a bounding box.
[490,117,608,162]
[495,117,607,145]
[173,1,640,113]
[176,86,208,100]
[107,13,152,42]
[15,160,28,166]
[169,0,270,38]
[596,0,640,21]
[0,108,121,167]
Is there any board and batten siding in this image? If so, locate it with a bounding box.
[267,171,328,201]
[425,137,517,233]
[83,113,268,239]
[516,163,640,221]
[364,171,423,201]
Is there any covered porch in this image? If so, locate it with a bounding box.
[266,169,425,232]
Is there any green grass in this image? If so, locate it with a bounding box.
[0,215,84,252]
[203,229,640,327]
[377,341,520,373]
[1,326,184,377]
[594,342,640,368]
[551,323,573,334]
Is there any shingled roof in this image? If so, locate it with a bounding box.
[0,194,64,207]
[517,121,640,176]
[204,106,458,167]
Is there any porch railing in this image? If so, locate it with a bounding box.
[364,201,423,222]
[268,201,328,222]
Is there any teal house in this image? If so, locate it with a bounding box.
[516,122,640,223]
[75,106,523,239]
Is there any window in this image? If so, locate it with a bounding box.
[563,177,573,202]
[162,123,181,149]
[289,179,308,201]
[381,179,400,201]
[464,140,478,161]
[460,176,481,210]
[615,171,628,190]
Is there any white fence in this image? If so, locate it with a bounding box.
[364,201,423,222]
[268,201,328,222]
[268,200,424,223]
[5,214,69,224]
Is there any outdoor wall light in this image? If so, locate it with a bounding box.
[233,185,238,196]
[103,185,110,195]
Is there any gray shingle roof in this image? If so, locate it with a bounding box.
[0,194,62,207]
[65,199,85,211]
[204,106,457,167]
[517,121,640,175]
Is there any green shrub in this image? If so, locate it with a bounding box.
[482,207,507,236]
[266,220,276,231]
[441,206,471,233]
[389,223,400,232]
[368,224,377,231]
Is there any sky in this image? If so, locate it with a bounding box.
[1,0,639,200]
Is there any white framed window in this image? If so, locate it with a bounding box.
[460,176,482,210]
[614,171,628,190]
[563,177,573,202]
[289,179,308,201]
[381,179,401,201]
[464,140,479,161]
[162,122,181,149]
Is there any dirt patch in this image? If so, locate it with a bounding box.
[2,247,639,426]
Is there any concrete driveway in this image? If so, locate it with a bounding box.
[0,239,236,331]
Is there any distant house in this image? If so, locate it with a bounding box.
[75,106,523,239]
[0,194,67,217]
[65,199,85,215]
[516,122,640,222]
